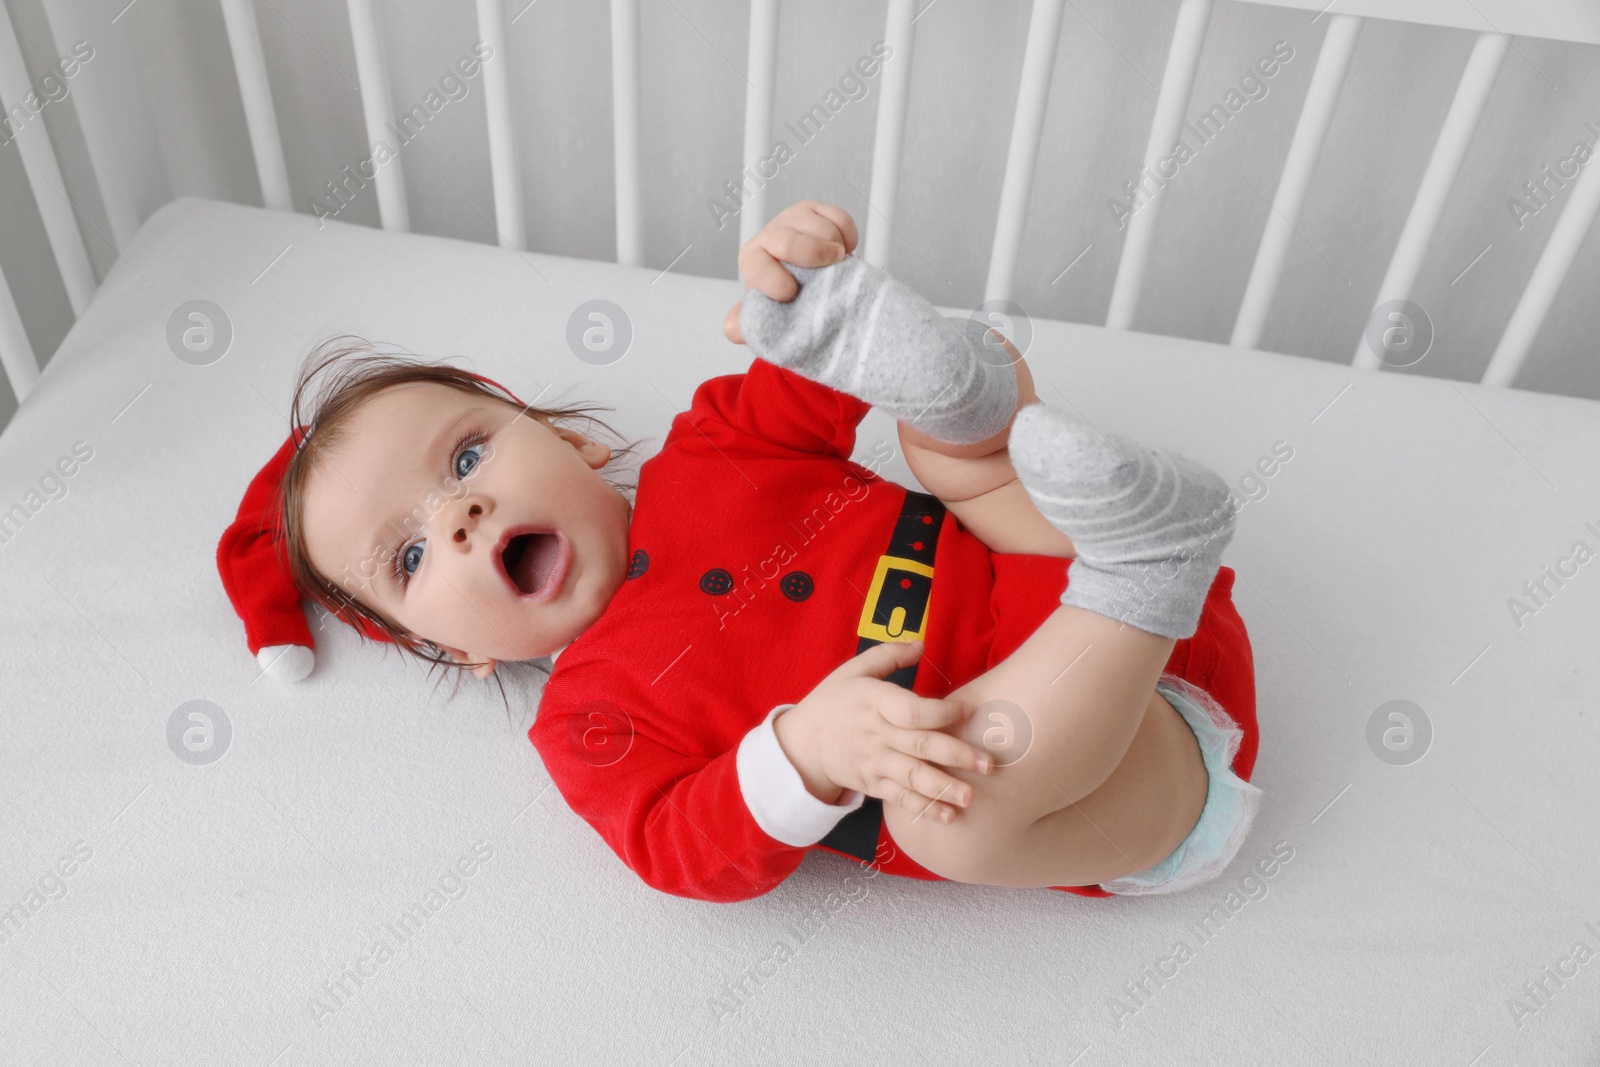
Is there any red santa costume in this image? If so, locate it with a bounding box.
[527,356,1259,903]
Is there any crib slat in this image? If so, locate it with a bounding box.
[984,0,1065,305]
[476,0,525,250]
[345,0,409,232]
[0,1,94,316]
[218,0,292,212]
[610,0,642,267]
[1105,0,1213,330]
[738,0,780,247]
[38,0,149,249]
[1351,31,1505,370]
[0,261,40,404]
[1482,148,1600,387]
[862,0,915,268]
[1231,14,1361,350]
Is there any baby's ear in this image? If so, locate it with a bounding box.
[553,425,611,469]
[439,643,496,680]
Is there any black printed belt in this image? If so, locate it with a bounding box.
[819,488,945,863]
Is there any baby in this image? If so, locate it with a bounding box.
[280,200,1262,902]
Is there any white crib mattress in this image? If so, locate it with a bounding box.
[2,196,1596,1066]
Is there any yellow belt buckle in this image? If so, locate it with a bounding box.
[857,553,934,643]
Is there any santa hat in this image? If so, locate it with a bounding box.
[216,371,526,682]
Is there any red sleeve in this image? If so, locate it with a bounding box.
[664,356,872,460]
[530,699,810,904]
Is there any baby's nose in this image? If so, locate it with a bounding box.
[453,502,485,541]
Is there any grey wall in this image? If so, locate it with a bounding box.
[2,0,1598,434]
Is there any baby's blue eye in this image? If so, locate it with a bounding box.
[456,443,484,480]
[401,542,425,577]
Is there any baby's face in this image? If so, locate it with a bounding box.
[302,381,633,672]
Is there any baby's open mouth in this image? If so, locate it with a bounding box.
[498,528,568,600]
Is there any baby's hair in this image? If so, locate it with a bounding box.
[279,332,644,717]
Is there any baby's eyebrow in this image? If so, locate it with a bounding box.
[367,406,489,557]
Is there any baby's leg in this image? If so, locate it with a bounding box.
[885,397,1237,888]
[896,363,1191,878]
[898,342,1076,558]
[737,254,1019,446]
[882,605,1207,887]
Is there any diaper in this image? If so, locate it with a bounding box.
[1100,673,1264,896]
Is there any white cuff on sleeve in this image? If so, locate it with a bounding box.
[736,703,865,847]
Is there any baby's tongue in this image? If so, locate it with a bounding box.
[511,533,559,595]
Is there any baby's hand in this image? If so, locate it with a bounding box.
[723,200,859,344]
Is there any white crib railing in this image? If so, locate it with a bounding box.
[2,0,1598,408]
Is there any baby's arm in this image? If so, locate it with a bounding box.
[532,684,887,903]
[536,708,818,902]
[531,643,985,901]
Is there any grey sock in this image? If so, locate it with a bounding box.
[1008,402,1237,640]
[737,254,1018,445]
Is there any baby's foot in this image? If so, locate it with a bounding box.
[737,254,1018,445]
[1008,402,1236,640]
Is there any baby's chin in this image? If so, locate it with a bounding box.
[437,620,574,664]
